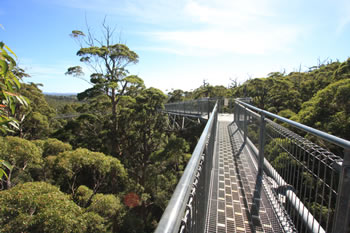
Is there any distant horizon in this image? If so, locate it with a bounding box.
[43,92,78,96]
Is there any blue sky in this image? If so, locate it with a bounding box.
[1,0,350,94]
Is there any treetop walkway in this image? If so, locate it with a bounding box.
[155,98,350,233]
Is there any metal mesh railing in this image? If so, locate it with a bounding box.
[155,101,218,233]
[164,98,236,116]
[234,99,350,233]
[164,99,217,117]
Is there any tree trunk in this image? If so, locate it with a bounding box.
[111,88,119,157]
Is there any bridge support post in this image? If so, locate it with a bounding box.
[258,113,266,176]
[332,149,350,233]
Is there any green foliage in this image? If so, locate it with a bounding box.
[264,138,291,162]
[0,182,107,233]
[332,58,350,81]
[88,193,124,230]
[67,22,146,156]
[0,136,42,188]
[45,94,81,113]
[10,83,57,139]
[278,109,297,120]
[192,82,229,99]
[53,95,112,153]
[52,148,127,194]
[298,79,350,140]
[0,42,28,133]
[167,89,185,103]
[310,202,333,229]
[65,66,84,77]
[74,185,124,232]
[0,159,12,179]
[0,22,215,233]
[34,138,72,157]
[74,185,94,207]
[233,76,301,113]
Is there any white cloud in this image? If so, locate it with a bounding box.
[142,0,300,56]
[150,26,299,56]
[45,0,302,56]
[184,0,275,27]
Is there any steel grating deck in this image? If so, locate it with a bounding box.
[205,115,283,233]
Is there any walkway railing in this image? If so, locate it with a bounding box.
[164,99,217,117]
[234,99,350,233]
[155,101,218,233]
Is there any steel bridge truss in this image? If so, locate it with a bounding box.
[166,112,206,130]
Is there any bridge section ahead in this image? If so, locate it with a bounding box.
[156,99,350,233]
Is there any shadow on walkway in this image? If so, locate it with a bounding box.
[229,122,265,232]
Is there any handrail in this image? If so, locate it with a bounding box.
[236,99,350,150]
[155,102,218,233]
[234,99,350,233]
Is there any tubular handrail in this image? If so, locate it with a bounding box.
[244,133,326,233]
[236,99,350,150]
[155,102,218,233]
[234,98,350,233]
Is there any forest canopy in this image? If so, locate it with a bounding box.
[1,19,350,232]
[0,24,199,233]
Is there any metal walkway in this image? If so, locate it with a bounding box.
[156,99,350,233]
[206,115,282,233]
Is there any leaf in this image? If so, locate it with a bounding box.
[3,91,19,97]
[0,169,7,179]
[10,75,21,89]
[9,101,15,114]
[0,160,12,179]
[22,96,30,106]
[0,59,8,75]
[2,160,13,170]
[3,53,16,66]
[9,120,19,130]
[4,44,17,58]
[20,114,26,122]
[15,95,25,105]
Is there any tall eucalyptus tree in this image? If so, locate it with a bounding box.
[66,21,144,156]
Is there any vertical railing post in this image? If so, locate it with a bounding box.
[235,103,239,124]
[332,149,350,233]
[258,113,266,175]
[207,99,210,118]
[233,102,236,122]
[237,104,240,129]
[244,107,247,143]
[201,100,203,115]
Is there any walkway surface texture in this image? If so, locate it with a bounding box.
[205,114,283,233]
